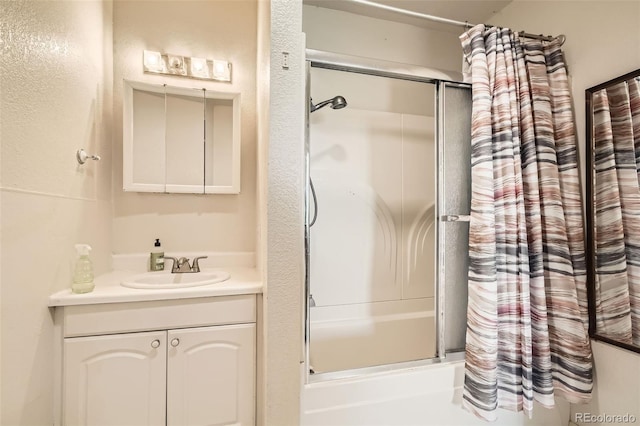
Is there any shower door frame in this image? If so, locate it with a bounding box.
[304,49,470,383]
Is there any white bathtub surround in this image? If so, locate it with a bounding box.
[310,298,435,373]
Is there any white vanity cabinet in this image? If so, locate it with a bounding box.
[54,294,256,426]
[63,331,168,425]
[166,324,255,425]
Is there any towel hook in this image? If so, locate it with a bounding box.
[76,149,101,165]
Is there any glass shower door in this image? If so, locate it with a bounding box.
[304,58,473,378]
[307,66,437,374]
[438,82,472,355]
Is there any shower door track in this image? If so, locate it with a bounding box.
[306,49,468,85]
[304,49,470,384]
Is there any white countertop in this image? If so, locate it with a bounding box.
[48,267,262,307]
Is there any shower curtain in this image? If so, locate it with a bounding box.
[593,77,640,346]
[459,25,592,421]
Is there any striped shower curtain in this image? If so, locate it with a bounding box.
[459,25,592,421]
[593,76,640,346]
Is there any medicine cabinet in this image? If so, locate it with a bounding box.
[123,80,241,194]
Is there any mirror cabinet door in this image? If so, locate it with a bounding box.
[165,88,206,193]
[204,97,241,193]
[127,85,167,192]
[587,68,640,353]
[123,80,241,194]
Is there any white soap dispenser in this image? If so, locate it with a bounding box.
[72,244,95,294]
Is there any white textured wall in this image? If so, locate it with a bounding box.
[266,0,306,423]
[112,0,257,255]
[0,0,113,423]
[490,1,640,425]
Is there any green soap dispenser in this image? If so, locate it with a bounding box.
[72,244,95,294]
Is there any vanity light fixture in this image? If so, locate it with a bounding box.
[142,50,232,82]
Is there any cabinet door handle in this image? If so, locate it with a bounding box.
[170,338,180,347]
[151,339,161,349]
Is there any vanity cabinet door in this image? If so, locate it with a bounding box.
[166,323,256,426]
[63,331,167,426]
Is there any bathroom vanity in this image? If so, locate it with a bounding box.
[49,267,261,426]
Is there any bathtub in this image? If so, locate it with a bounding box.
[309,298,435,374]
[304,297,571,425]
[301,352,570,426]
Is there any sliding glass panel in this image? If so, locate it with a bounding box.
[440,83,472,353]
[308,66,437,374]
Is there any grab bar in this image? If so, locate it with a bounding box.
[441,215,471,222]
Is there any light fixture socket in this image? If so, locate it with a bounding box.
[142,50,231,82]
[166,54,186,75]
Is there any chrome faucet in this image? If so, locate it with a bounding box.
[164,256,208,273]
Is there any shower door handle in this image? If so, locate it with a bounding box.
[441,215,471,222]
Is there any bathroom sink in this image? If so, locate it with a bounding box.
[121,270,230,289]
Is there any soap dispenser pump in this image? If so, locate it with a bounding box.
[72,244,95,294]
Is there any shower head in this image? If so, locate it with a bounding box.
[310,95,348,113]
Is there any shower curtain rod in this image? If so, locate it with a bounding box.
[348,0,566,44]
